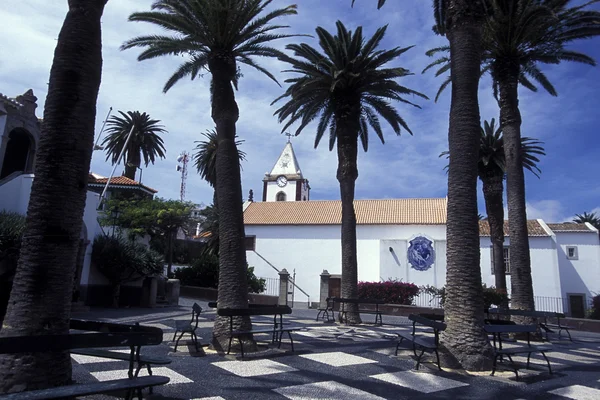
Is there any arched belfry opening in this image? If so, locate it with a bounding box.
[276,191,287,201]
[0,128,35,179]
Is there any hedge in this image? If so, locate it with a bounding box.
[357,281,420,305]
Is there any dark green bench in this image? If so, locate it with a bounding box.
[331,297,384,325]
[487,308,572,341]
[395,314,446,370]
[0,319,170,399]
[217,306,305,359]
[484,324,553,380]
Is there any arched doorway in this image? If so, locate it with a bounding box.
[0,128,35,179]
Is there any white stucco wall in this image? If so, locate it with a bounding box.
[554,231,600,309]
[0,173,34,214]
[246,221,599,311]
[245,224,447,301]
[264,180,299,202]
[479,235,562,307]
[0,173,102,287]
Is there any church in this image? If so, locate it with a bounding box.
[244,140,600,318]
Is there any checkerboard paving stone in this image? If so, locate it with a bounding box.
[370,370,469,394]
[300,351,378,367]
[544,351,600,364]
[71,354,123,364]
[143,322,174,331]
[572,348,600,357]
[91,367,193,384]
[548,384,600,399]
[190,397,226,400]
[273,380,386,400]
[212,359,298,377]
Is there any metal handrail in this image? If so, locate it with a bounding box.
[252,251,310,307]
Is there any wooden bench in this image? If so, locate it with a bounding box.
[217,306,305,359]
[331,298,384,325]
[395,314,446,370]
[0,319,170,400]
[487,308,572,341]
[484,324,553,380]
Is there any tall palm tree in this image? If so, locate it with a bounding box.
[353,0,492,369]
[424,0,600,315]
[121,0,299,348]
[573,212,600,232]
[274,21,426,324]
[442,119,545,300]
[434,0,493,370]
[0,0,107,393]
[102,111,167,180]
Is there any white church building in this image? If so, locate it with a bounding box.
[244,141,600,317]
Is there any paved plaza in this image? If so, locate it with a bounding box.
[71,298,600,400]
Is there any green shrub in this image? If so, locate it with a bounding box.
[92,235,164,307]
[357,280,420,305]
[588,294,600,320]
[174,255,266,294]
[419,284,509,309]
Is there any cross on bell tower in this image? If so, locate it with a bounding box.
[285,132,293,143]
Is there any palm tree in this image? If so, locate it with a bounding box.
[102,111,167,180]
[121,0,299,349]
[433,0,493,370]
[0,0,107,393]
[573,212,600,231]
[442,119,545,301]
[425,0,600,315]
[274,21,426,324]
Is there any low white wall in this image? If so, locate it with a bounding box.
[0,173,34,215]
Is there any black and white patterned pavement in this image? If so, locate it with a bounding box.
[70,298,600,400]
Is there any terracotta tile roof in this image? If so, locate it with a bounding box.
[479,220,549,237]
[243,198,447,225]
[87,174,157,193]
[547,223,595,232]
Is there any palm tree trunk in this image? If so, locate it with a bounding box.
[336,117,361,325]
[208,56,253,351]
[481,174,507,306]
[0,0,106,393]
[499,73,536,315]
[440,0,493,371]
[124,150,140,180]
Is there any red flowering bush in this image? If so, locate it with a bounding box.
[357,280,420,305]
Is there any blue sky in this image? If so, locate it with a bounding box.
[0,0,598,222]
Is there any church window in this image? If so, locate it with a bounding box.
[244,236,256,251]
[491,246,511,275]
[276,191,286,201]
[566,246,578,260]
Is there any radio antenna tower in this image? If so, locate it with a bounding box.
[176,151,190,201]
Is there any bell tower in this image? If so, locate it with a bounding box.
[262,134,310,202]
